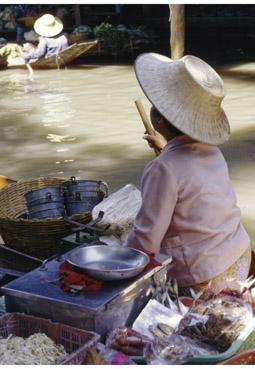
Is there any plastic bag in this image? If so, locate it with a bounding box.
[144,334,219,365]
[176,295,253,352]
[92,184,141,237]
[132,299,182,340]
[106,326,151,357]
[96,343,136,365]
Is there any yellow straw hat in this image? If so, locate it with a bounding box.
[34,14,63,37]
[135,53,230,145]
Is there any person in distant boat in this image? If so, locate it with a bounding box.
[14,4,29,44]
[23,14,68,63]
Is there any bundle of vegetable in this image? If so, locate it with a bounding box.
[0,332,68,364]
[93,22,154,55]
[0,43,21,58]
[93,22,129,55]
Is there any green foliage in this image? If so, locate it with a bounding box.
[0,44,20,58]
[93,22,128,55]
[93,22,114,35]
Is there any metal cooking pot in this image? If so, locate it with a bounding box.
[25,186,65,219]
[63,176,108,215]
[67,245,150,281]
[25,187,64,206]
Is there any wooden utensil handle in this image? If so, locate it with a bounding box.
[135,99,154,135]
[135,99,161,156]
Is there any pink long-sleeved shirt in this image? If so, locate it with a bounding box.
[125,135,250,286]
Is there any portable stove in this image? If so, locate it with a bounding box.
[1,245,171,337]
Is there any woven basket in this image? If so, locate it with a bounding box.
[0,178,91,259]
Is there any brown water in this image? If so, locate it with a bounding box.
[0,61,255,248]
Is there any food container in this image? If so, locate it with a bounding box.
[64,176,108,215]
[24,187,65,219]
[0,312,100,364]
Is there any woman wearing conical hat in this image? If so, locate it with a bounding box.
[125,53,251,296]
[23,14,68,63]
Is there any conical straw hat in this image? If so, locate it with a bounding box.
[135,53,230,145]
[34,14,63,37]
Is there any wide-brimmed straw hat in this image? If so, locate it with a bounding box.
[135,53,230,145]
[34,14,63,37]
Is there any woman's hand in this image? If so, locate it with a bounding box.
[143,129,168,152]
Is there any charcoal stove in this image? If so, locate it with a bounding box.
[1,244,171,337]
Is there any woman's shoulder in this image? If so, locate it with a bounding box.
[143,154,176,178]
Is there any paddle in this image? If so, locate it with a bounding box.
[135,99,161,156]
[17,45,34,81]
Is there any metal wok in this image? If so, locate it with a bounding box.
[67,245,150,281]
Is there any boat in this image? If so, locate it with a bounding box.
[8,40,98,69]
[0,55,7,70]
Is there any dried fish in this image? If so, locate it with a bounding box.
[177,296,253,352]
[157,323,174,336]
[148,324,166,338]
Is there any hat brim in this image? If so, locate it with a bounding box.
[34,16,63,37]
[134,53,230,145]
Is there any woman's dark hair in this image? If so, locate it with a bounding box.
[150,106,183,136]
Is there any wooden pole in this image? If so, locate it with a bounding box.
[169,4,185,60]
[74,5,81,27]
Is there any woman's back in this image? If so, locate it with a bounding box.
[156,136,250,286]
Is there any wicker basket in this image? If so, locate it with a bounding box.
[0,178,91,259]
[0,312,100,364]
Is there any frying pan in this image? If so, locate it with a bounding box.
[67,245,150,281]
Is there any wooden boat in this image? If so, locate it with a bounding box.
[8,40,98,70]
[0,243,41,289]
[0,55,7,70]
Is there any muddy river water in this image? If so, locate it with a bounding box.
[0,60,255,248]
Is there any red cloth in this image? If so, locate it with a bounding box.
[59,261,103,293]
[136,247,162,269]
